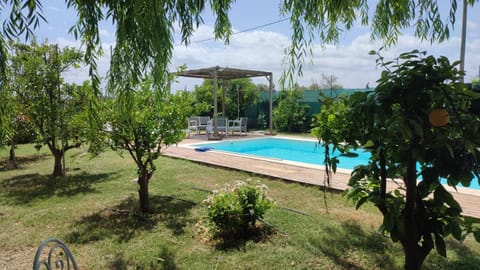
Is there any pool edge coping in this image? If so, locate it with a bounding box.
[177,135,480,197]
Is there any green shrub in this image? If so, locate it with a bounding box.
[472,76,480,91]
[257,112,266,129]
[203,179,275,237]
[273,89,310,132]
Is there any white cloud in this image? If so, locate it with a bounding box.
[467,20,478,34]
[465,38,480,79]
[54,22,480,91]
[170,26,291,89]
[53,37,82,48]
[172,28,480,90]
[99,29,112,39]
[52,38,114,86]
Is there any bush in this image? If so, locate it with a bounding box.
[203,179,275,238]
[472,77,480,91]
[257,112,266,129]
[273,90,310,132]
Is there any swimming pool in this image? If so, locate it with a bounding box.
[194,137,369,169]
[193,137,480,190]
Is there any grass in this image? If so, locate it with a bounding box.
[1,144,480,269]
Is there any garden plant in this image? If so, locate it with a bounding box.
[203,179,275,240]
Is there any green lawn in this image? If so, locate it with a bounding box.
[1,144,479,269]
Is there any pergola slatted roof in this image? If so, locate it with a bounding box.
[177,66,272,80]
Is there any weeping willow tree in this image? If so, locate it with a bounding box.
[0,0,234,147]
[0,0,477,94]
[279,0,478,85]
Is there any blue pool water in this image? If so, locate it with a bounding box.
[195,137,370,168]
[194,137,480,190]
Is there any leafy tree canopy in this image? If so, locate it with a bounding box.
[107,75,191,212]
[280,0,478,85]
[190,78,258,118]
[9,40,91,176]
[273,89,310,132]
[0,0,478,141]
[314,50,480,269]
[1,0,478,88]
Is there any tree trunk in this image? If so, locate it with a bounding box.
[402,152,424,270]
[379,147,387,199]
[377,147,388,215]
[138,172,151,213]
[53,151,65,177]
[9,140,17,168]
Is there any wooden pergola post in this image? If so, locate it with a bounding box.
[222,80,227,117]
[268,73,274,135]
[212,68,219,138]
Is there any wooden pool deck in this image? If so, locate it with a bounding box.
[163,133,480,218]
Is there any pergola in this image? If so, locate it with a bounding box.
[174,66,274,138]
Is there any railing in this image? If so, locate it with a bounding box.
[32,238,78,270]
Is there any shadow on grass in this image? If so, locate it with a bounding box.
[423,238,480,270]
[0,154,49,171]
[108,247,178,270]
[306,220,397,270]
[0,171,115,204]
[308,220,480,270]
[65,195,196,244]
[213,223,275,251]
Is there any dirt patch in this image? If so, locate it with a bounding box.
[0,246,36,270]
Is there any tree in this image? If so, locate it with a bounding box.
[7,114,34,168]
[307,82,320,90]
[311,94,352,186]
[321,74,343,89]
[0,62,15,152]
[1,65,18,167]
[190,78,258,118]
[280,0,479,86]
[0,0,478,145]
[191,80,215,116]
[273,89,310,132]
[255,83,270,92]
[315,50,480,270]
[472,76,480,91]
[3,53,39,168]
[107,75,190,213]
[1,1,477,90]
[223,78,258,119]
[10,40,91,176]
[318,74,344,98]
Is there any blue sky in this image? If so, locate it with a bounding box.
[18,0,480,90]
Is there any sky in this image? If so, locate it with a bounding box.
[14,0,480,90]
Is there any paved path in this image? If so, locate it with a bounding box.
[163,135,480,218]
